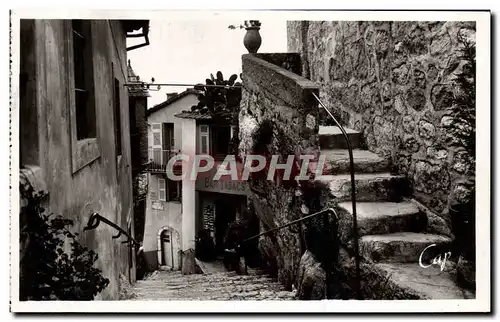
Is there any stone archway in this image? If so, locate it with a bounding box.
[156,226,181,270]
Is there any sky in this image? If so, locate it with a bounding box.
[127,19,288,107]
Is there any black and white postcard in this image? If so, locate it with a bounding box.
[9,8,491,313]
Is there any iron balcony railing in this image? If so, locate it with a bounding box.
[146,148,181,173]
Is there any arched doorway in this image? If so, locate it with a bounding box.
[157,226,180,270]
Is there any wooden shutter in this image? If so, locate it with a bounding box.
[158,178,166,201]
[151,123,162,164]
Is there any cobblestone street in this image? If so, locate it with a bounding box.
[130,269,297,301]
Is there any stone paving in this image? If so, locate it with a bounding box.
[130,269,297,301]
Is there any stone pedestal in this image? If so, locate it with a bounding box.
[181,248,196,275]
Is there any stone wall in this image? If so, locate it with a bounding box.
[287,20,476,220]
[239,53,321,289]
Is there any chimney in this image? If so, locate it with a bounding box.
[166,92,178,100]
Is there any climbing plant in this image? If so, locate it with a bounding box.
[448,32,476,159]
[447,31,476,262]
[19,181,109,300]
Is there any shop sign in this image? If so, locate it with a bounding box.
[196,177,249,196]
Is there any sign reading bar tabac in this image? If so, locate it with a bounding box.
[196,177,249,196]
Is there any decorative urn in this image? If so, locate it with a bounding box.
[243,26,262,54]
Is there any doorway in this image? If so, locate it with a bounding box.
[160,230,174,269]
[213,196,247,255]
[214,199,235,254]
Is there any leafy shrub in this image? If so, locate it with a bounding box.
[20,182,109,300]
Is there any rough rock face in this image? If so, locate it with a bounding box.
[296,250,326,300]
[287,21,476,228]
[456,255,476,291]
[239,54,321,289]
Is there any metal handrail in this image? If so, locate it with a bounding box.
[241,207,338,244]
[83,212,140,247]
[312,92,361,300]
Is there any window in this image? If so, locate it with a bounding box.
[162,123,174,150]
[212,125,231,157]
[68,19,100,173]
[156,177,181,202]
[114,77,122,157]
[199,125,210,154]
[72,20,96,140]
[167,179,182,202]
[158,178,166,201]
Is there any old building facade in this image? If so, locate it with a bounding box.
[142,90,198,271]
[19,19,150,300]
[142,89,254,273]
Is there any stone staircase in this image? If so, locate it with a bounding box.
[317,125,470,299]
[129,268,297,301]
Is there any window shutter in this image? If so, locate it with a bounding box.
[152,123,162,146]
[151,123,162,164]
[158,178,166,201]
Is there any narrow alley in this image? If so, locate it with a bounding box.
[130,269,296,301]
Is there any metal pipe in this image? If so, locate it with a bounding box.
[123,83,242,89]
[312,92,361,300]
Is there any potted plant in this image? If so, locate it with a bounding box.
[228,20,262,54]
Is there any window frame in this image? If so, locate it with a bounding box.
[65,20,100,174]
[199,125,210,155]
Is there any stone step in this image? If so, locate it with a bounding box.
[359,232,453,263]
[319,126,363,150]
[324,173,411,202]
[373,262,468,299]
[336,202,428,244]
[319,149,389,174]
